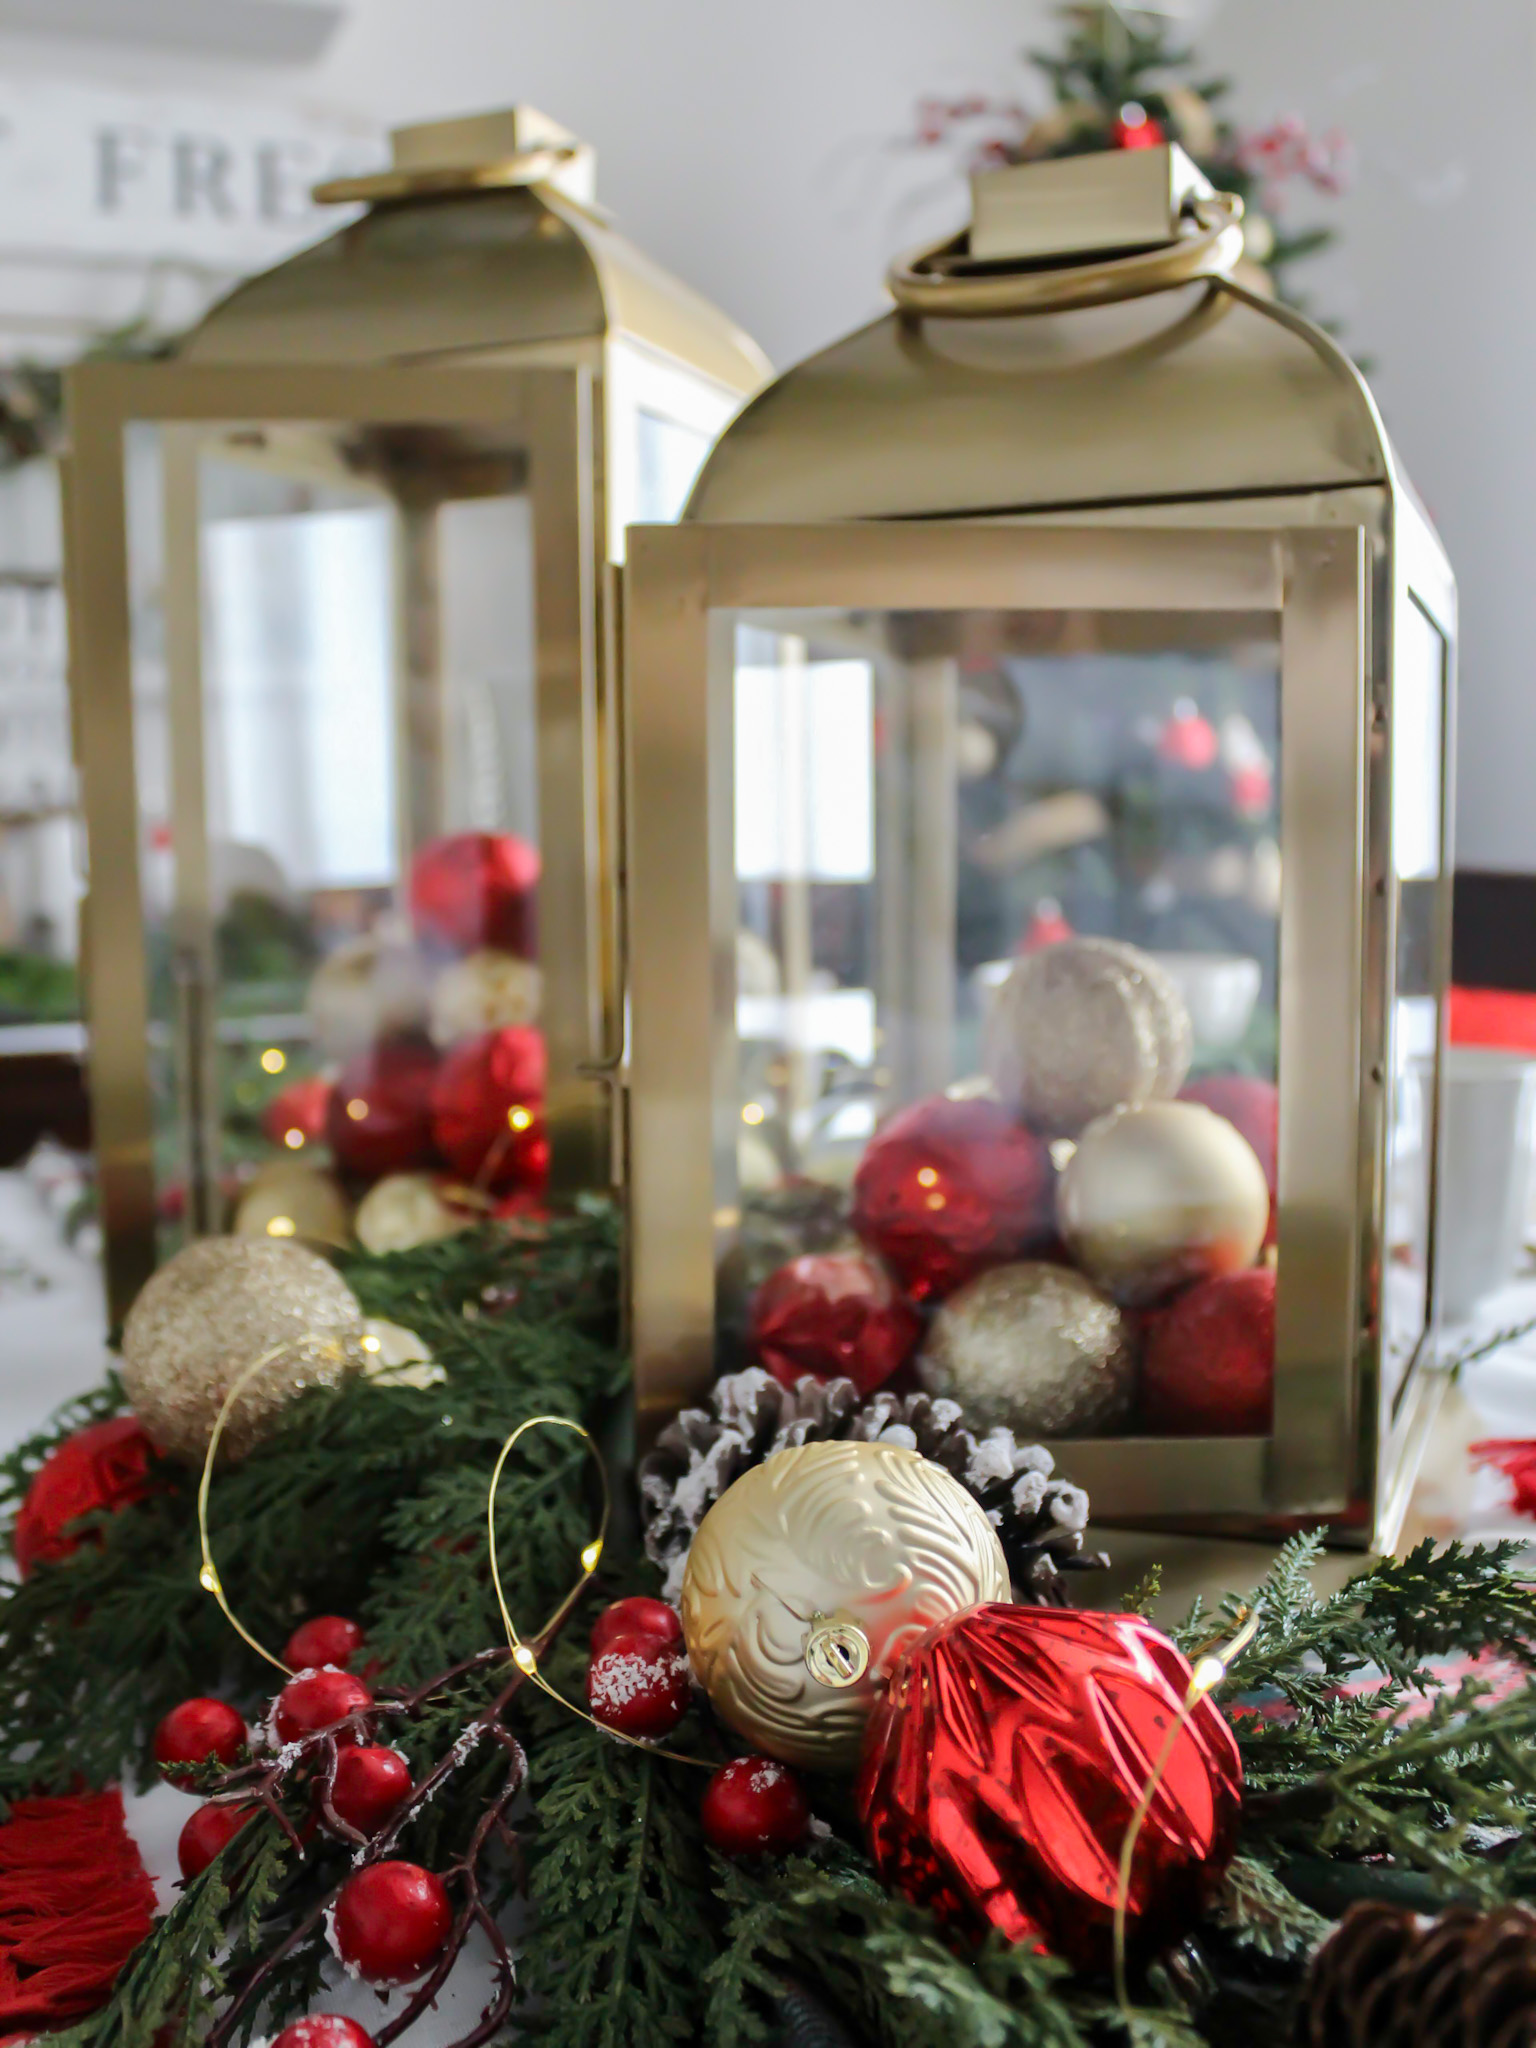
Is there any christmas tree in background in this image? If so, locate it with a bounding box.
[916,0,1351,311]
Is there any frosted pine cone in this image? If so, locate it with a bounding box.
[639,1367,1101,1604]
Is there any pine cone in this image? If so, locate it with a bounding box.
[1300,1899,1536,2048]
[638,1366,1102,1604]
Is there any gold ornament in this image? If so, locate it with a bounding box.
[233,1160,351,1249]
[1057,1099,1270,1307]
[983,937,1192,1138]
[680,1440,1008,1770]
[428,948,543,1047]
[354,1172,475,1255]
[121,1236,365,1462]
[919,1260,1134,1436]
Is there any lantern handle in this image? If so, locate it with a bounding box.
[886,192,1246,321]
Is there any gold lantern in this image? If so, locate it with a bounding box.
[63,106,767,1320]
[623,152,1455,1552]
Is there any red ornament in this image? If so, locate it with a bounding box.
[586,1633,692,1740]
[749,1251,920,1395]
[1157,701,1219,770]
[325,1745,413,1836]
[326,1037,440,1182]
[701,1757,811,1859]
[1470,1440,1536,1518]
[273,2020,377,2048]
[430,1027,548,1189]
[1113,102,1165,151]
[284,1615,366,1672]
[261,1074,333,1153]
[1180,1073,1279,1248]
[852,1095,1053,1303]
[15,1416,155,1577]
[591,1596,684,1660]
[154,1698,248,1781]
[177,1801,256,1880]
[1142,1267,1275,1435]
[1019,899,1074,953]
[1230,763,1273,817]
[857,1604,1242,1968]
[273,1669,373,1747]
[409,831,539,958]
[332,1861,453,1986]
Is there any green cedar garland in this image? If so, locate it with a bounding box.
[4,1213,1536,2047]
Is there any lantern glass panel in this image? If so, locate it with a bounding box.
[715,602,1281,1440]
[606,339,746,555]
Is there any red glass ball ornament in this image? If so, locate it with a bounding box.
[586,1633,692,1740]
[851,1095,1053,1303]
[273,2020,377,2048]
[749,1251,920,1396]
[1157,702,1219,769]
[326,1745,413,1836]
[1180,1074,1278,1247]
[332,1860,453,1986]
[326,1037,440,1182]
[1230,762,1273,818]
[857,1603,1242,1969]
[273,1669,374,1747]
[430,1027,548,1189]
[284,1615,366,1673]
[701,1757,812,1859]
[1112,104,1165,150]
[1142,1267,1275,1435]
[154,1698,248,1780]
[261,1074,333,1153]
[15,1415,154,1577]
[409,831,539,958]
[590,1596,684,1660]
[177,1801,256,1880]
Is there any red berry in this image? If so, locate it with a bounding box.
[586,1633,691,1740]
[272,2018,377,2048]
[284,1616,366,1672]
[701,1756,812,1859]
[273,1669,373,1747]
[590,1597,684,1660]
[1142,1267,1276,1435]
[332,1861,453,1986]
[154,1698,248,1781]
[325,1745,412,1836]
[177,1801,256,1880]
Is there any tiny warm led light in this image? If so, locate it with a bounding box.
[346,1098,369,1120]
[199,1565,219,1593]
[916,1166,939,1187]
[513,1644,538,1673]
[259,1047,287,1075]
[265,1216,297,1238]
[580,1540,603,1572]
[1190,1654,1226,1697]
[926,1192,947,1212]
[741,1102,766,1126]
[507,1105,533,1132]
[283,1128,305,1150]
[361,1334,381,1354]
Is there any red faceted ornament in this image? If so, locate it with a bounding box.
[750,1251,920,1396]
[852,1095,1053,1303]
[1142,1268,1275,1436]
[177,1801,256,1880]
[586,1634,692,1740]
[430,1027,548,1190]
[701,1757,811,1859]
[284,1615,366,1673]
[14,1416,155,1577]
[332,1861,453,1986]
[273,2020,377,2048]
[591,1596,684,1660]
[857,1604,1243,1968]
[1180,1074,1279,1248]
[273,1669,373,1747]
[261,1074,333,1153]
[325,1745,413,1837]
[326,1037,440,1182]
[154,1698,248,1781]
[409,831,540,959]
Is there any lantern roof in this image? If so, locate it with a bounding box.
[180,105,769,397]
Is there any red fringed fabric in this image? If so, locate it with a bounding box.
[0,1788,155,2041]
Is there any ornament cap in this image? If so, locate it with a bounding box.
[804,1613,871,1689]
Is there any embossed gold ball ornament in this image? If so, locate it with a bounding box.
[919,1260,1134,1436]
[353,1172,474,1255]
[1057,1099,1269,1307]
[121,1237,366,1462]
[680,1439,1009,1770]
[983,937,1192,1138]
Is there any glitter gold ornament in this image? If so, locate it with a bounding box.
[427,948,543,1048]
[1058,1099,1270,1307]
[919,1261,1134,1437]
[983,937,1192,1138]
[233,1161,351,1250]
[121,1238,365,1463]
[680,1439,1008,1770]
